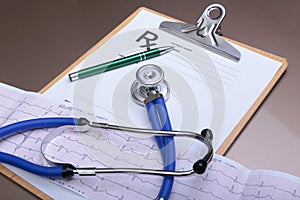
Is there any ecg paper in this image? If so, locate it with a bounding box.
[1,83,300,200]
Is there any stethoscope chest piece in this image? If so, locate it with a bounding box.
[131,64,170,105]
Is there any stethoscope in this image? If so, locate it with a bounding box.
[0,64,214,200]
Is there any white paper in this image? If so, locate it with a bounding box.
[43,9,282,151]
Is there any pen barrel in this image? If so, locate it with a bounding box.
[77,48,161,79]
[141,48,161,60]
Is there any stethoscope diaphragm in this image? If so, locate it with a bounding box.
[131,64,170,106]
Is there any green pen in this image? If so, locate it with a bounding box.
[68,46,174,82]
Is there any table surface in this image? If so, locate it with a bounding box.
[1,0,300,199]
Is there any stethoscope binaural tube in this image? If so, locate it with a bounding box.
[0,117,213,177]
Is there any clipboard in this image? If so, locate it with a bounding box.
[0,6,288,199]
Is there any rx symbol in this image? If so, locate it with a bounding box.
[136,31,159,50]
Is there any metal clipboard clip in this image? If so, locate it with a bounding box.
[159,3,241,62]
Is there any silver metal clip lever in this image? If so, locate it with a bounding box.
[159,3,241,62]
[58,118,214,177]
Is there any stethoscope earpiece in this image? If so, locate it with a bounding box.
[192,129,213,175]
[193,159,208,174]
[201,128,213,141]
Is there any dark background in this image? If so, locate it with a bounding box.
[1,0,300,199]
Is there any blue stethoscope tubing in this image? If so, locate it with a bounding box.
[0,117,78,177]
[0,106,212,200]
[146,95,175,200]
[0,115,175,199]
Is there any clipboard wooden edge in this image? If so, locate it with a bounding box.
[0,6,288,199]
[216,38,288,155]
